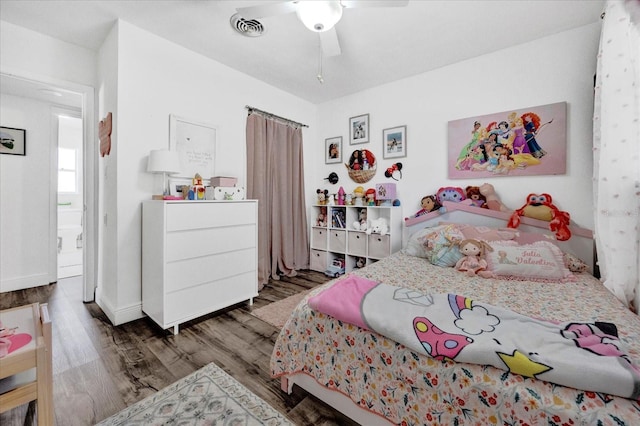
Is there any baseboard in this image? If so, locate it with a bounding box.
[95,289,145,326]
[0,273,50,293]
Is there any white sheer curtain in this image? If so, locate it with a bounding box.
[593,0,640,310]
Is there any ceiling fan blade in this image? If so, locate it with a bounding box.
[236,1,298,19]
[319,27,341,57]
[341,0,409,8]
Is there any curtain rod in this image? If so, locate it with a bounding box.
[245,105,309,128]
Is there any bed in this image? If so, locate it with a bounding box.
[271,202,640,425]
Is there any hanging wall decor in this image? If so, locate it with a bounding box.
[349,113,369,145]
[325,136,342,164]
[169,114,216,179]
[0,126,26,156]
[99,112,112,157]
[345,148,376,183]
[447,101,567,179]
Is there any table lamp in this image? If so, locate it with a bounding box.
[147,149,181,198]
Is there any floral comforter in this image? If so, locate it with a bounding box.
[270,252,640,425]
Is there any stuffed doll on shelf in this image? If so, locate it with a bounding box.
[507,193,571,241]
[455,239,494,278]
[409,194,441,218]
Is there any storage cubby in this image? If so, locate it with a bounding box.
[309,204,402,275]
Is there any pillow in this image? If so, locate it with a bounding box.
[563,252,589,273]
[486,240,575,282]
[416,224,465,267]
[403,227,436,258]
[512,230,558,245]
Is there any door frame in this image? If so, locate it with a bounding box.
[1,67,97,301]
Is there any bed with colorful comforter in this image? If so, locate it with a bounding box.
[271,245,640,425]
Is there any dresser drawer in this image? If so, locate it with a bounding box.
[368,234,390,259]
[166,202,256,231]
[166,224,256,262]
[311,228,327,250]
[309,249,327,272]
[165,271,257,324]
[347,231,367,256]
[165,247,256,293]
[328,229,346,252]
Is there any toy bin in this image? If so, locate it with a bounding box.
[310,249,327,272]
[347,232,367,257]
[368,234,391,259]
[210,176,238,187]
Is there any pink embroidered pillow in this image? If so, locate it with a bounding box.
[455,224,519,242]
[486,240,575,282]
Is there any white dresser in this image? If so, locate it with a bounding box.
[142,200,258,334]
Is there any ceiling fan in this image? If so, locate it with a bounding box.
[236,1,409,57]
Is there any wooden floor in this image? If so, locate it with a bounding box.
[0,271,360,426]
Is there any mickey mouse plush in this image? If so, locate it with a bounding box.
[507,193,572,241]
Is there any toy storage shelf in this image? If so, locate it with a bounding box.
[310,204,402,275]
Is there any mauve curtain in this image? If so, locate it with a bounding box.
[593,0,640,310]
[246,112,309,288]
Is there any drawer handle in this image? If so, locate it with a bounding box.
[319,231,323,235]
[356,235,360,239]
[377,238,382,242]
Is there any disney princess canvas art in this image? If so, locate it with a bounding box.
[447,102,567,179]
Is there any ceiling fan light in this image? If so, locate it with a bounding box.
[296,0,343,33]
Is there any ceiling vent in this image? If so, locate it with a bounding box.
[230,13,265,37]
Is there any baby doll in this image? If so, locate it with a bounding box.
[455,239,494,278]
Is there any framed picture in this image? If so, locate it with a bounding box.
[169,114,216,179]
[168,177,193,198]
[325,136,342,164]
[349,113,369,145]
[382,125,407,159]
[447,101,567,178]
[0,126,26,156]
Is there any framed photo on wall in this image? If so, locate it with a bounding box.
[0,126,26,156]
[325,136,342,164]
[447,101,567,179]
[382,125,406,159]
[169,114,216,179]
[349,113,369,145]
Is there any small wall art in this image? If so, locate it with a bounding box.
[0,126,26,156]
[325,136,342,164]
[447,101,567,179]
[169,114,216,179]
[382,125,407,159]
[349,113,369,145]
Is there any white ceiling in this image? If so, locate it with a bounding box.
[0,0,605,104]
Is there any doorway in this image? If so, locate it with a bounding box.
[0,71,97,301]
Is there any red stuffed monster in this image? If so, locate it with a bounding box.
[507,193,571,241]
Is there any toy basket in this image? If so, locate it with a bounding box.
[345,163,376,183]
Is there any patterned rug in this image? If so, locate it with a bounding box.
[96,362,293,426]
[251,290,312,329]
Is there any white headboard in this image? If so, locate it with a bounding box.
[403,201,596,273]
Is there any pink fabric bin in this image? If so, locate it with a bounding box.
[210,176,237,187]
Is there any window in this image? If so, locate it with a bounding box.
[58,147,77,193]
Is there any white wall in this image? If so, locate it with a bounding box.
[0,95,54,291]
[314,24,600,230]
[96,20,318,325]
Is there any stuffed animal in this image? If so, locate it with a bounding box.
[479,183,510,212]
[436,186,466,205]
[454,239,494,278]
[465,186,488,209]
[316,189,329,205]
[353,186,365,206]
[410,194,441,218]
[352,208,367,230]
[507,193,572,241]
[366,217,388,235]
[365,188,376,206]
[317,207,327,227]
[355,257,366,269]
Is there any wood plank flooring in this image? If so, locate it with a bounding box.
[0,271,360,426]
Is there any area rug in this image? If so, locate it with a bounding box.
[96,362,293,425]
[251,290,312,329]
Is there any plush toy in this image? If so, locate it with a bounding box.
[352,208,368,230]
[409,195,441,218]
[465,186,488,209]
[479,183,510,212]
[353,186,365,206]
[436,186,466,205]
[355,257,366,269]
[365,188,376,206]
[317,207,327,227]
[316,189,329,205]
[507,193,572,241]
[454,239,494,278]
[366,217,389,235]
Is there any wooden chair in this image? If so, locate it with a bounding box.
[0,303,54,425]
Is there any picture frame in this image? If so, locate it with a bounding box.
[168,177,193,198]
[382,125,407,159]
[169,114,216,179]
[0,126,26,156]
[349,113,369,145]
[325,136,342,164]
[447,101,567,179]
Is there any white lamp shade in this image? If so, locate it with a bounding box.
[296,0,343,32]
[147,149,181,175]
